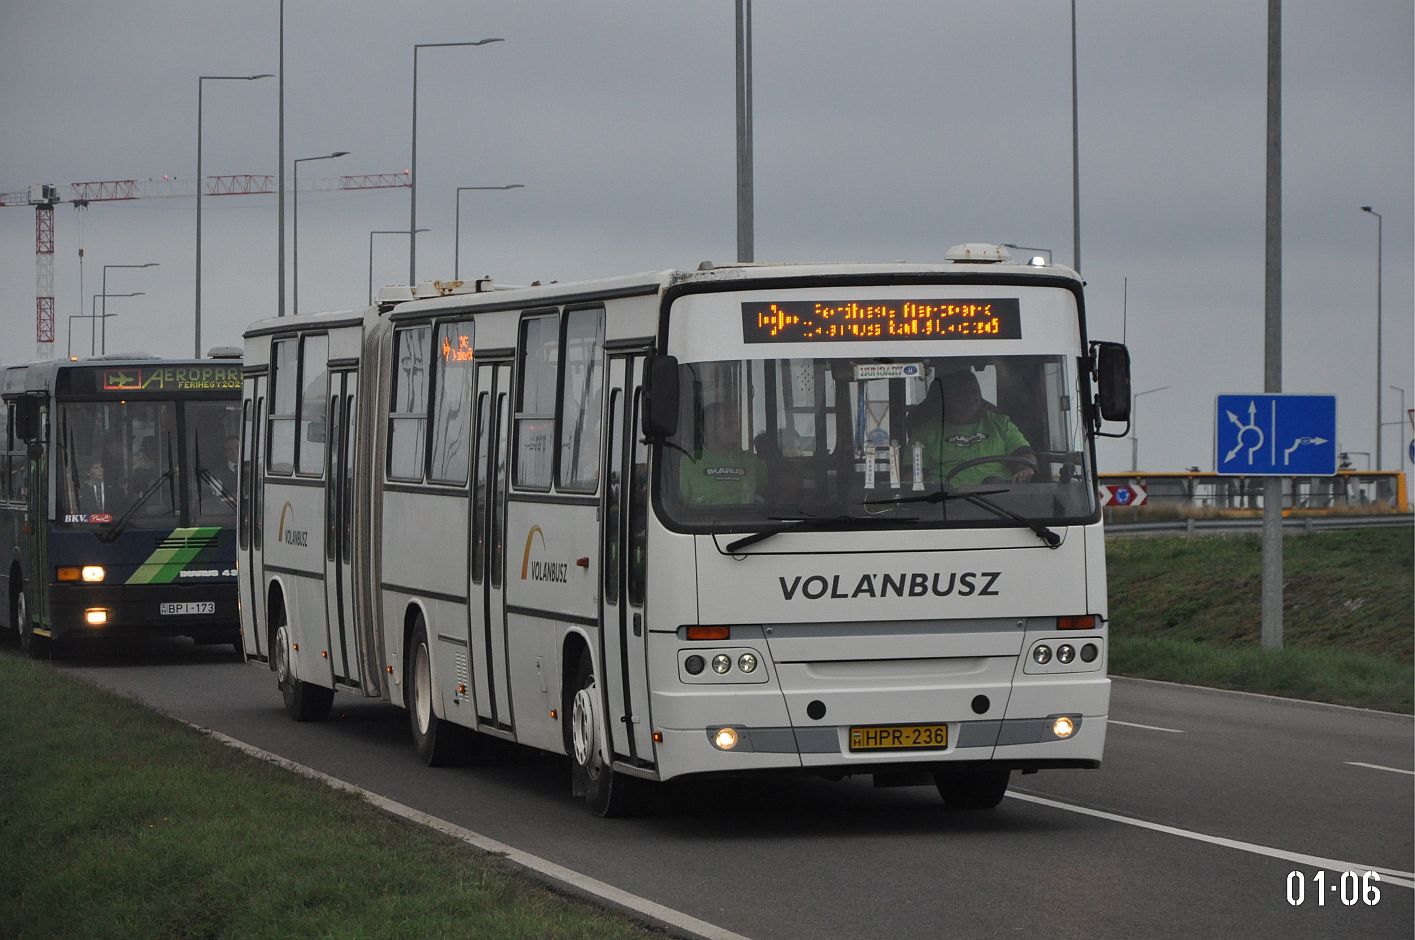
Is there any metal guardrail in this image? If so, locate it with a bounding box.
[1107,514,1413,535]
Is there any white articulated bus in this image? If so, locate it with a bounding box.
[238,244,1132,815]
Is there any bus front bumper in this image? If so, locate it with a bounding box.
[45,581,238,643]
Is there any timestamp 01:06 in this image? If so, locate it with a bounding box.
[1286,870,1381,906]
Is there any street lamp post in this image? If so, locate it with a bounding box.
[101,263,157,359]
[1130,385,1171,472]
[85,292,143,356]
[293,151,350,316]
[369,229,428,305]
[198,73,272,358]
[68,315,110,359]
[1361,206,1383,469]
[454,185,524,279]
[735,0,754,263]
[409,38,505,284]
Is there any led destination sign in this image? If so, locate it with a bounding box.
[103,365,241,392]
[742,299,1021,344]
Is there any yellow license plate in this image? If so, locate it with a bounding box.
[848,723,948,752]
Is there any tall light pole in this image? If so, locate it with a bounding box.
[100,262,157,360]
[198,73,272,358]
[1361,206,1383,469]
[1261,0,1283,651]
[370,228,427,305]
[89,292,143,356]
[1130,385,1170,472]
[735,0,754,263]
[1071,0,1080,272]
[410,38,505,284]
[454,185,524,279]
[293,151,349,315]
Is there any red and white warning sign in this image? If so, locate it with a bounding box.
[1099,483,1148,507]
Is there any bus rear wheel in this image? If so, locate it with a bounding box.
[568,652,644,817]
[407,622,469,766]
[11,583,44,659]
[935,769,1011,810]
[274,618,332,722]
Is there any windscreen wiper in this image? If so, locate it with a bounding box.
[722,513,917,554]
[197,468,237,509]
[867,486,1061,548]
[98,470,172,543]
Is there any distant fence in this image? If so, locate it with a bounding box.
[1098,470,1409,525]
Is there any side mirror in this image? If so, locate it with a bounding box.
[1093,342,1131,422]
[641,354,681,441]
[13,398,41,442]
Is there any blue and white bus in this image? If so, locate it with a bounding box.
[1,353,243,656]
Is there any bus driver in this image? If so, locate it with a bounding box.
[910,369,1037,486]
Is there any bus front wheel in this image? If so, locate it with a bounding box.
[406,622,469,766]
[568,652,644,817]
[935,769,1011,810]
[274,618,332,722]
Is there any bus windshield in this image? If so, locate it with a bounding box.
[658,354,1096,531]
[55,398,241,527]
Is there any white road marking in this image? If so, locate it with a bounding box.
[1345,761,1415,777]
[1008,791,1415,890]
[1110,719,1186,733]
[196,726,752,940]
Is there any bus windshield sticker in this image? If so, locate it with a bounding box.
[742,299,1021,344]
[853,362,923,381]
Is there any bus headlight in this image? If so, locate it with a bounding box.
[85,608,109,626]
[713,727,739,750]
[82,565,106,582]
[711,654,732,675]
[1052,715,1076,738]
[737,652,758,673]
[1057,644,1076,665]
[1032,645,1052,665]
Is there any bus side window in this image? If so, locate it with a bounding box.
[389,325,432,482]
[429,319,475,485]
[557,307,604,493]
[514,312,558,490]
[268,338,299,475]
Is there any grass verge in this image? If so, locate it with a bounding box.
[1107,527,1413,713]
[0,653,657,940]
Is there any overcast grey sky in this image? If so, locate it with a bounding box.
[1,1,1411,473]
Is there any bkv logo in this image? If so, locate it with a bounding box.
[520,525,568,584]
[277,501,310,547]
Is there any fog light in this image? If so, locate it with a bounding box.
[85,608,109,626]
[713,727,739,750]
[711,654,732,674]
[684,654,705,675]
[1052,715,1076,738]
[82,565,106,582]
[1057,644,1075,664]
[1080,643,1098,663]
[1032,645,1052,665]
[738,652,758,673]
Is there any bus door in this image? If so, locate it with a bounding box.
[470,360,513,730]
[600,354,655,763]
[322,371,359,686]
[240,375,267,658]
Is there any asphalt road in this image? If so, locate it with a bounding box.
[39,639,1415,939]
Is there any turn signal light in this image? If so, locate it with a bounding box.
[1058,615,1097,630]
[56,567,80,582]
[686,625,730,641]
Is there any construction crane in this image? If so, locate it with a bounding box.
[1,172,411,359]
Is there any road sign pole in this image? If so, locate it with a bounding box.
[1261,0,1283,651]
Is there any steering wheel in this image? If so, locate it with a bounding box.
[942,454,1037,485]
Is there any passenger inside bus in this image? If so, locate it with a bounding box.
[678,401,768,506]
[908,369,1037,486]
[79,458,117,513]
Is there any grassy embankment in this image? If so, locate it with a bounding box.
[0,653,657,940]
[1106,527,1414,713]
